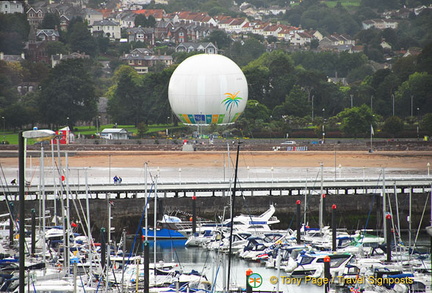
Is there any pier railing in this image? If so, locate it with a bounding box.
[1,176,431,200]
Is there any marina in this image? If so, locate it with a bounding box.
[0,146,431,292]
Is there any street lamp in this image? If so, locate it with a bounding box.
[427,162,430,176]
[392,94,395,116]
[19,129,56,293]
[2,116,5,144]
[322,108,325,144]
[311,95,314,122]
[417,108,420,140]
[97,115,101,135]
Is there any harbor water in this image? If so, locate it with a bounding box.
[127,237,431,293]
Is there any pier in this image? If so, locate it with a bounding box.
[1,176,431,238]
[2,176,431,199]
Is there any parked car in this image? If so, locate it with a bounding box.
[281,141,296,145]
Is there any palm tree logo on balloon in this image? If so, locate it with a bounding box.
[222,91,243,120]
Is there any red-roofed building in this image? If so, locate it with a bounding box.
[133,9,166,21]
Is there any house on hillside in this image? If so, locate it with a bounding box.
[319,33,355,51]
[101,128,129,140]
[51,52,90,68]
[121,49,173,74]
[27,7,45,28]
[84,8,103,25]
[36,29,60,41]
[91,19,121,40]
[126,27,155,44]
[0,1,24,14]
[175,42,218,54]
[362,19,399,30]
[291,31,313,46]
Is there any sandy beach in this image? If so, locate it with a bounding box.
[1,150,431,169]
[1,150,431,185]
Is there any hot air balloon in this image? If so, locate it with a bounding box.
[168,54,248,125]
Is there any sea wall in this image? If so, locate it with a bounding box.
[7,192,430,241]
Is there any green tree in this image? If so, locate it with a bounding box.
[135,14,148,27]
[45,41,69,56]
[137,122,149,138]
[420,113,432,136]
[21,60,50,83]
[38,59,97,128]
[310,38,319,49]
[242,100,271,122]
[107,67,142,125]
[275,85,310,118]
[337,104,375,138]
[205,30,232,49]
[228,38,265,66]
[417,42,432,74]
[395,72,432,117]
[242,64,270,106]
[392,55,417,82]
[147,15,156,28]
[40,13,60,29]
[0,61,20,110]
[383,116,404,137]
[0,13,30,54]
[68,21,97,56]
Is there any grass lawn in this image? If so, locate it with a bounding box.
[1,124,182,145]
[323,0,360,8]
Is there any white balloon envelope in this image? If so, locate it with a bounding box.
[168,54,248,125]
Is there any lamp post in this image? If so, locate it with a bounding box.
[2,116,5,144]
[417,108,420,140]
[392,94,395,116]
[19,129,55,293]
[97,115,100,135]
[410,95,413,117]
[322,108,325,144]
[427,162,430,176]
[311,95,314,122]
[350,94,353,108]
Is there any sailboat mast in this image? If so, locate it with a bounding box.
[382,168,387,237]
[40,143,46,267]
[319,162,324,230]
[226,142,241,293]
[85,168,93,279]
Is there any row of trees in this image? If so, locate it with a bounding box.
[1,43,432,137]
[1,46,431,138]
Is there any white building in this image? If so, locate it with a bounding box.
[101,128,129,140]
[91,20,121,40]
[0,1,24,14]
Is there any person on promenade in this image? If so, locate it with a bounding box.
[113,175,118,184]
